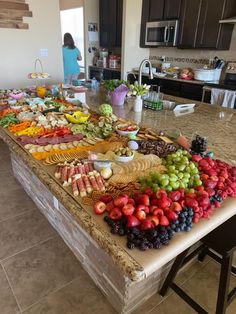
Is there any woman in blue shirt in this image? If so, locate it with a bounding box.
[62,33,82,84]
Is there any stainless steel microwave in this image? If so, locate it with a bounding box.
[145,20,179,46]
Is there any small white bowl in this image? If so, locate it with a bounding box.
[115,125,139,137]
[115,154,134,163]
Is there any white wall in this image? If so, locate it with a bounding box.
[121,0,149,80]
[0,0,64,89]
[84,0,100,79]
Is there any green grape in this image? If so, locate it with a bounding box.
[178,173,184,179]
[195,179,202,186]
[178,164,186,171]
[168,165,176,172]
[170,181,180,189]
[183,173,191,179]
[192,168,199,174]
[169,174,178,182]
[166,185,173,192]
[161,179,169,187]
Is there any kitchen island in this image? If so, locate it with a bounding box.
[0,89,236,314]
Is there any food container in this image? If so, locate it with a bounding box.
[115,154,134,163]
[115,124,139,137]
[194,69,216,81]
[109,55,121,69]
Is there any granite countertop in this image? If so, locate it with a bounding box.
[1,89,236,281]
[132,70,219,86]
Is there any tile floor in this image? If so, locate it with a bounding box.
[0,140,235,314]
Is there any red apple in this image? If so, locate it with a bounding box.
[127,215,141,228]
[136,204,149,214]
[149,215,159,226]
[99,194,113,204]
[153,208,164,217]
[156,189,167,199]
[166,210,178,221]
[140,219,154,230]
[169,190,181,202]
[114,195,128,208]
[93,201,106,215]
[109,208,122,220]
[144,187,154,197]
[149,205,158,214]
[170,202,182,212]
[127,197,135,205]
[138,194,150,206]
[106,201,115,212]
[122,204,135,216]
[191,154,202,162]
[135,209,146,221]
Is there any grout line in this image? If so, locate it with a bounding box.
[0,236,56,264]
[1,263,22,313]
[0,208,35,224]
[20,277,80,314]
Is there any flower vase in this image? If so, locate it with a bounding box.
[133,95,143,112]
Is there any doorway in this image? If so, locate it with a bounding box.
[60,7,85,78]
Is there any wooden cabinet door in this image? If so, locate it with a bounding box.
[99,0,119,47]
[149,0,165,21]
[178,0,201,48]
[116,0,123,47]
[164,0,182,19]
[195,0,225,48]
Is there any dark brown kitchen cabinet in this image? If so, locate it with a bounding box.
[148,0,181,21]
[178,0,236,49]
[149,0,165,21]
[99,0,123,47]
[195,0,236,49]
[164,0,182,19]
[178,0,201,48]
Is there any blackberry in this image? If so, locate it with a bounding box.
[127,242,135,250]
[103,216,110,222]
[118,228,125,236]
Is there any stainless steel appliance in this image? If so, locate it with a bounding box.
[145,20,179,46]
[202,62,236,108]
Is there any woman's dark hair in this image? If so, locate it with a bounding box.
[63,33,76,49]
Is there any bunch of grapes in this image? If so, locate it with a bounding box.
[104,216,127,236]
[191,135,208,154]
[170,207,194,233]
[139,149,202,192]
[126,226,174,251]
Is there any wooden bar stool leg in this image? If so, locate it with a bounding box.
[216,253,233,314]
[198,244,208,262]
[159,248,189,297]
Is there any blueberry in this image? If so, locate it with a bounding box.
[184,226,192,232]
[171,224,176,229]
[175,227,181,232]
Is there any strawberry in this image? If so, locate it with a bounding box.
[159,215,170,226]
[126,215,141,228]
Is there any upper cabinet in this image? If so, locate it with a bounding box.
[195,0,236,49]
[99,0,123,47]
[164,0,182,20]
[140,0,181,47]
[148,0,181,21]
[179,0,236,49]
[141,0,236,49]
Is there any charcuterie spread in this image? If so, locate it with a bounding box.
[1,86,236,253]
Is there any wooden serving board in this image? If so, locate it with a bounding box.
[0,0,32,29]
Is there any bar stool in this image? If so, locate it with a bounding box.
[159,215,236,314]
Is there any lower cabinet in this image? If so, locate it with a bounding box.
[89,66,121,81]
[127,74,204,101]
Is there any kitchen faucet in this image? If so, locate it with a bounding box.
[138,59,153,85]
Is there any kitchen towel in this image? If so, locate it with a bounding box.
[222,90,236,109]
[211,88,225,105]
